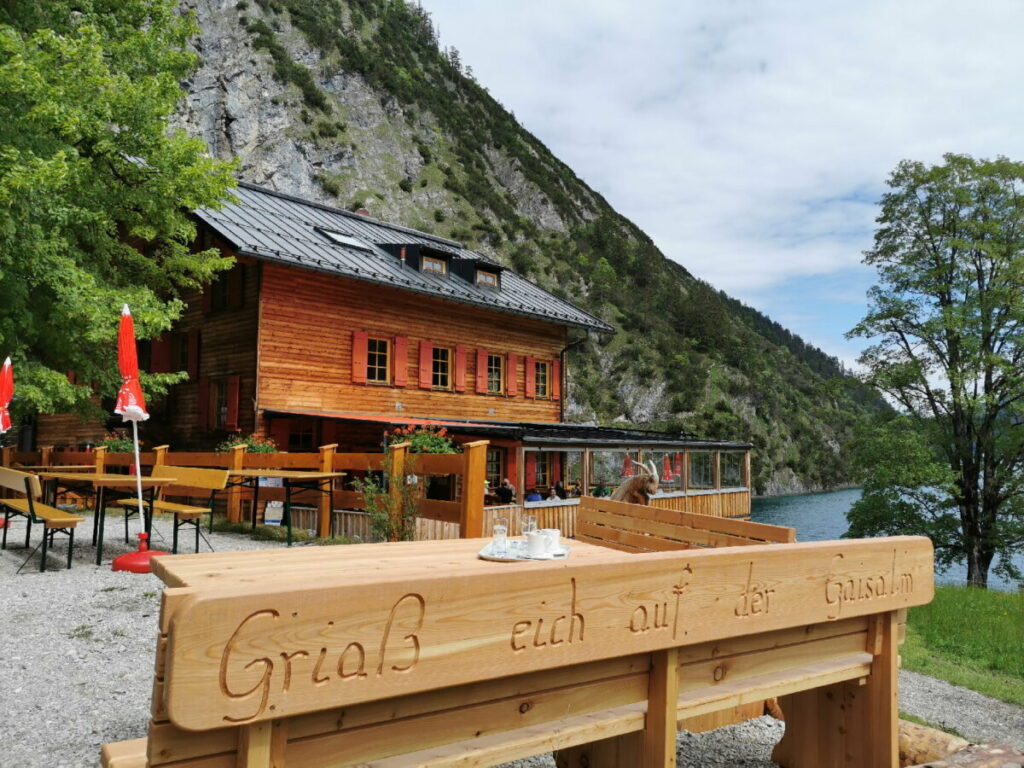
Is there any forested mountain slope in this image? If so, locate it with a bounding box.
[176,0,885,494]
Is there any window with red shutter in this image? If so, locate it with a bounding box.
[150,335,171,374]
[419,340,433,389]
[351,331,368,384]
[475,348,488,394]
[524,357,536,398]
[393,336,408,387]
[525,453,537,490]
[197,378,210,430]
[226,375,241,431]
[507,353,518,396]
[454,345,467,392]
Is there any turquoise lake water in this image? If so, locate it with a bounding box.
[750,488,1023,592]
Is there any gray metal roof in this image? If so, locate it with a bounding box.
[195,183,614,333]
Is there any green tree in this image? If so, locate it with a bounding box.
[0,0,235,422]
[848,154,1024,587]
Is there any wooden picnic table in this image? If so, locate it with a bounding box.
[226,469,345,545]
[14,464,95,472]
[37,471,178,565]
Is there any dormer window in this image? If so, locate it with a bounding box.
[422,255,447,275]
[476,269,499,288]
[318,228,373,252]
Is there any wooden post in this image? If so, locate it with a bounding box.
[744,450,753,516]
[682,450,689,492]
[227,444,246,523]
[713,451,721,489]
[515,445,526,505]
[1,446,11,467]
[236,720,286,768]
[460,440,488,539]
[644,647,680,766]
[152,445,169,467]
[317,443,337,539]
[581,448,591,496]
[40,445,53,467]
[386,441,409,543]
[93,445,107,474]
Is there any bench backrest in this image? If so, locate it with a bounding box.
[576,496,795,553]
[152,465,229,497]
[0,466,42,499]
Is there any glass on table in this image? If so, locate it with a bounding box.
[492,517,509,556]
[521,512,537,536]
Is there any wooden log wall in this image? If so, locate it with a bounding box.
[257,263,566,425]
[649,490,752,518]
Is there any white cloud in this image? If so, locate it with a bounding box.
[421,0,1024,356]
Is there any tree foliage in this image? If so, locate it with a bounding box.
[848,154,1024,587]
[0,0,236,421]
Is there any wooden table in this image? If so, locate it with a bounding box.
[14,464,94,472]
[227,469,345,545]
[37,471,177,565]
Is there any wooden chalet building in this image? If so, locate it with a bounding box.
[36,182,752,512]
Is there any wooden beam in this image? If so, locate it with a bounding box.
[460,440,488,538]
[226,444,246,523]
[317,443,337,538]
[645,647,679,766]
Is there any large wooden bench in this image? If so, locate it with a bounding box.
[576,495,796,552]
[0,466,85,571]
[101,533,933,767]
[110,466,229,554]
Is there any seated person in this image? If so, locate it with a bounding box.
[553,481,567,499]
[546,487,559,500]
[495,478,515,504]
[524,488,543,502]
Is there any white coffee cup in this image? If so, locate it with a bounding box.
[527,530,547,557]
[541,528,561,553]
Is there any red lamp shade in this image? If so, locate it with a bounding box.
[620,454,634,477]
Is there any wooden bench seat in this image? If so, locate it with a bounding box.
[0,466,85,571]
[110,466,228,554]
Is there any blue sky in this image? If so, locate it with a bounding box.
[421,0,1024,367]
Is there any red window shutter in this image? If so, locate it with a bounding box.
[552,452,562,483]
[228,267,244,310]
[524,357,536,398]
[525,453,537,489]
[454,345,467,392]
[150,335,171,374]
[393,336,408,387]
[476,349,488,394]
[419,341,433,389]
[507,353,518,396]
[187,331,200,380]
[552,359,561,401]
[351,331,368,384]
[226,375,241,431]
[200,285,212,314]
[197,377,210,430]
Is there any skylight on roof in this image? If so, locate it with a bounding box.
[319,229,373,252]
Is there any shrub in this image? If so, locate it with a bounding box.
[101,431,135,453]
[215,434,278,453]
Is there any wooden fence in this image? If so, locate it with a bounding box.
[0,441,487,540]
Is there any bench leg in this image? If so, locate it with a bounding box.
[39,525,49,572]
[772,612,899,768]
[25,515,32,548]
[555,732,644,768]
[172,515,179,554]
[67,528,74,569]
[2,508,9,548]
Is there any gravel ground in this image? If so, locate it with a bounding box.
[0,513,1020,767]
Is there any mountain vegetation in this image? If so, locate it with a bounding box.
[181,0,887,493]
[0,0,235,418]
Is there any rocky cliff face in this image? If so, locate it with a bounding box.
[174,0,883,495]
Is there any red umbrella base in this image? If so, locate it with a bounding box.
[112,548,169,574]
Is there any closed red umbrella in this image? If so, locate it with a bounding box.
[662,454,675,483]
[0,357,10,529]
[620,453,634,477]
[111,305,163,572]
[0,357,12,435]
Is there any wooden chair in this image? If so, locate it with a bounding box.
[0,466,84,572]
[575,495,795,553]
[110,466,229,554]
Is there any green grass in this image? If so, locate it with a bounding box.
[898,711,967,740]
[902,585,1024,706]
